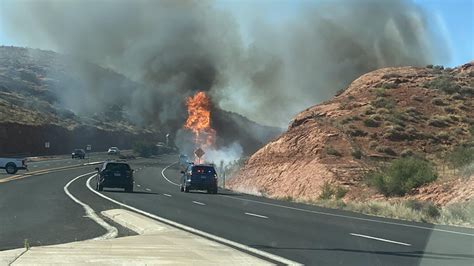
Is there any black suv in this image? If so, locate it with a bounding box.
[95,162,134,192]
[180,164,218,194]
[72,149,86,159]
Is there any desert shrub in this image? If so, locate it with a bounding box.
[450,93,463,100]
[372,97,395,109]
[351,148,363,159]
[335,186,348,200]
[381,82,398,90]
[319,181,335,199]
[436,131,450,141]
[460,162,474,178]
[410,95,423,102]
[447,145,474,169]
[375,145,397,156]
[347,127,367,137]
[405,200,440,220]
[368,141,378,149]
[348,95,355,100]
[448,114,460,122]
[376,108,390,115]
[406,106,418,113]
[459,86,474,96]
[431,98,445,106]
[443,106,456,113]
[364,117,382,127]
[428,115,451,127]
[368,157,438,196]
[425,75,461,94]
[364,107,376,115]
[382,73,401,79]
[426,64,433,69]
[400,149,414,158]
[387,111,408,126]
[384,127,410,141]
[375,88,386,97]
[433,65,444,70]
[326,146,342,157]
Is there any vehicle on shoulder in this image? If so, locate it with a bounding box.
[71,149,86,159]
[0,157,27,174]
[107,147,120,155]
[95,161,134,192]
[180,164,218,194]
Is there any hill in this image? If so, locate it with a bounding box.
[229,62,474,207]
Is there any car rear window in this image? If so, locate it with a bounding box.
[105,163,130,171]
[192,166,216,176]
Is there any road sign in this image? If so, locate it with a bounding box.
[86,145,92,151]
[44,142,50,148]
[194,148,205,159]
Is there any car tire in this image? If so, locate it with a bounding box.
[180,185,184,192]
[5,163,17,174]
[184,186,189,193]
[125,184,133,193]
[98,183,104,191]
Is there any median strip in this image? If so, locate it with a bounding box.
[350,233,411,246]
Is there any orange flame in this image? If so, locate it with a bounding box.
[184,91,216,154]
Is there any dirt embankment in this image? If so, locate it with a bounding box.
[229,62,474,206]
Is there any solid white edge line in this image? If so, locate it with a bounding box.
[64,172,118,240]
[245,212,268,219]
[161,162,180,186]
[85,175,300,265]
[220,194,474,237]
[350,233,411,246]
[192,201,206,206]
[159,161,474,237]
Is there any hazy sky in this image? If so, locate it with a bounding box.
[0,0,472,66]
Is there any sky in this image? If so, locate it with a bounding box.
[0,0,472,67]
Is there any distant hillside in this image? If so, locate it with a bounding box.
[0,46,280,156]
[230,62,474,206]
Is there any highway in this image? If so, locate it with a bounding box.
[1,154,473,265]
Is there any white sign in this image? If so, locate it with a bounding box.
[45,142,50,148]
[86,145,92,151]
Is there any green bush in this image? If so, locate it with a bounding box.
[335,186,348,199]
[363,117,381,127]
[424,76,461,94]
[431,98,445,106]
[375,145,397,156]
[351,148,363,159]
[372,97,395,109]
[428,115,451,127]
[319,181,335,200]
[368,157,438,196]
[326,146,342,157]
[447,145,474,169]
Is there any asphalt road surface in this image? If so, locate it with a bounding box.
[1,154,473,265]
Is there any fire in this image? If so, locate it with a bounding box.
[184,91,216,153]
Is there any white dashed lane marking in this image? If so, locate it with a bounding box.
[350,233,411,246]
[245,212,268,219]
[192,201,206,206]
[163,194,172,197]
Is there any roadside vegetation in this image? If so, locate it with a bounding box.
[366,157,438,196]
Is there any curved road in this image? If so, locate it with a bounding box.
[1,154,473,265]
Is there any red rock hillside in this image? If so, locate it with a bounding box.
[229,62,474,205]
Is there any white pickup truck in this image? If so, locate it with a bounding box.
[0,158,28,174]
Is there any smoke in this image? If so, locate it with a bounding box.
[0,0,450,128]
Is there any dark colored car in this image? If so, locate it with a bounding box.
[72,149,86,159]
[95,162,134,192]
[180,164,218,194]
